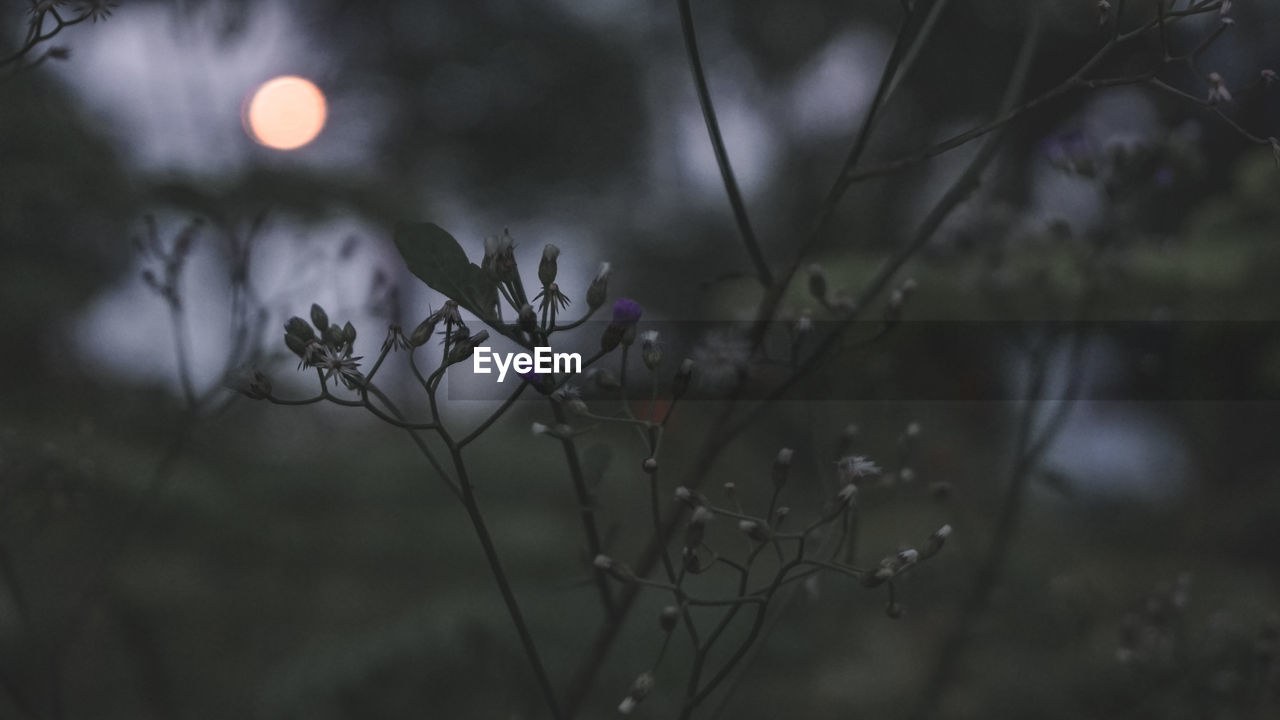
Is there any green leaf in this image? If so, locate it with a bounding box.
[393,222,498,320]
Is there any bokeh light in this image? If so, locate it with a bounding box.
[244,75,327,150]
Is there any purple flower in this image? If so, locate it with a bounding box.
[611,298,643,328]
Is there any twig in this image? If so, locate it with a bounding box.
[445,440,565,720]
[676,0,773,287]
[550,398,616,618]
[906,298,1093,720]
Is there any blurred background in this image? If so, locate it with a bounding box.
[2,0,1279,718]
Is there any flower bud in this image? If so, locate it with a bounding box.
[612,298,643,328]
[342,321,357,346]
[659,606,680,633]
[617,671,655,715]
[518,303,538,334]
[557,392,589,417]
[640,330,662,370]
[738,519,772,542]
[538,244,560,287]
[409,315,438,347]
[446,329,489,365]
[672,358,694,399]
[588,367,621,390]
[684,506,714,550]
[285,332,308,358]
[594,554,635,583]
[285,316,316,343]
[773,447,794,488]
[674,486,705,509]
[885,278,917,323]
[586,262,611,309]
[324,324,345,348]
[310,304,330,333]
[923,523,952,557]
[491,230,519,283]
[600,325,626,353]
[237,370,272,400]
[821,483,858,521]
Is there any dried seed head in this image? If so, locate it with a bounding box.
[836,455,882,484]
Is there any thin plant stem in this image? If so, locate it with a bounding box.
[444,440,565,720]
[675,0,773,287]
[550,399,616,618]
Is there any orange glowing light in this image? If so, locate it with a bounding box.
[244,76,327,150]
